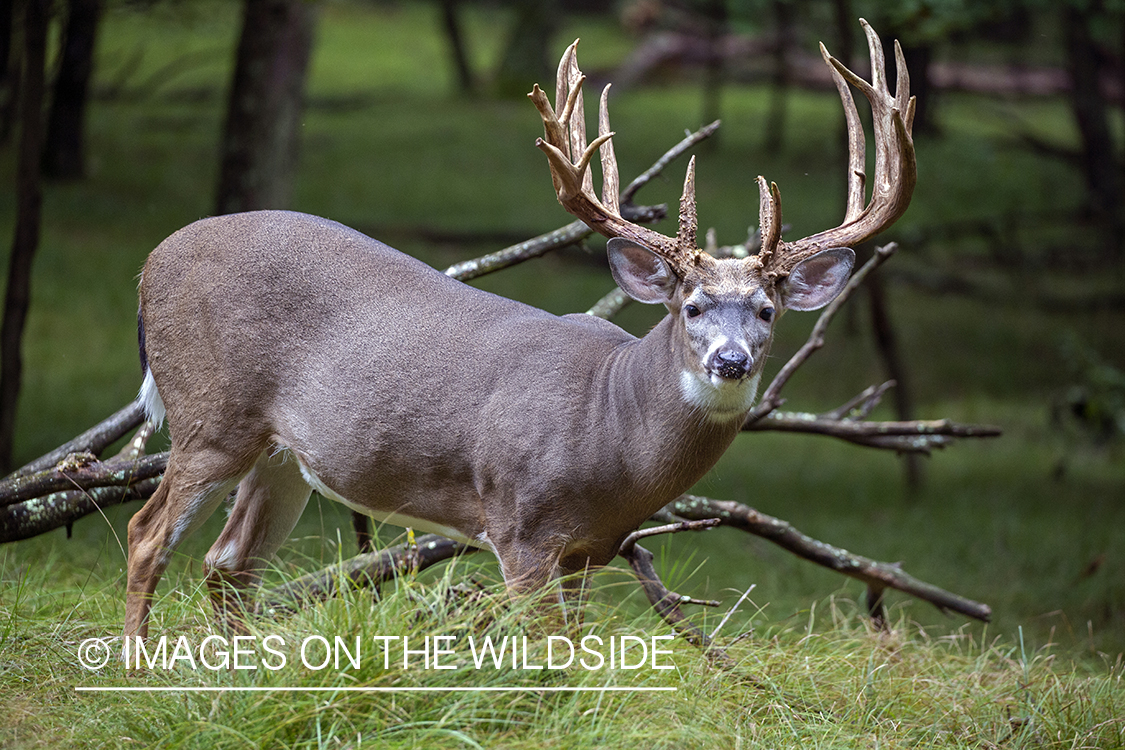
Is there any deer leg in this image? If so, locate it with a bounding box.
[557,553,596,626]
[491,539,594,634]
[202,449,312,638]
[125,449,247,639]
[203,447,312,634]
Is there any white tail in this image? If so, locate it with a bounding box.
[125,23,914,637]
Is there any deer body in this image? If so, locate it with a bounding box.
[126,210,755,636]
[126,24,915,637]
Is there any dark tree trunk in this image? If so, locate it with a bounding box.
[762,0,794,152]
[1062,4,1123,256]
[215,0,316,215]
[1,0,49,471]
[881,35,936,136]
[438,0,475,94]
[865,271,922,492]
[42,0,102,180]
[900,44,934,135]
[493,0,557,98]
[699,0,727,142]
[0,0,16,145]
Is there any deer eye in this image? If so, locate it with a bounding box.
[759,307,775,322]
[684,304,702,318]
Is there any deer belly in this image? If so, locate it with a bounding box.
[294,456,485,548]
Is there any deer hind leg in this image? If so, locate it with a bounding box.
[203,447,312,633]
[125,448,248,639]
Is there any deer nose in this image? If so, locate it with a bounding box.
[709,348,751,380]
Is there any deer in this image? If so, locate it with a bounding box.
[124,20,915,639]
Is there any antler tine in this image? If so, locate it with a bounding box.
[865,17,888,99]
[756,176,782,262]
[677,156,699,251]
[893,38,912,128]
[560,45,595,198]
[599,85,620,214]
[530,40,698,275]
[768,20,917,277]
[820,41,865,224]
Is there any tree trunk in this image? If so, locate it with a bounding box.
[880,34,936,136]
[438,0,475,95]
[1062,4,1123,257]
[0,0,17,145]
[865,270,922,492]
[0,0,49,471]
[762,0,794,152]
[900,44,934,135]
[493,0,557,99]
[215,0,316,215]
[699,0,727,143]
[42,0,102,180]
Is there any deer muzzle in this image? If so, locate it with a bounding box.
[709,348,752,381]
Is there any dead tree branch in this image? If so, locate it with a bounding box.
[617,519,735,666]
[0,403,158,542]
[0,452,166,509]
[1,478,161,543]
[746,409,1002,454]
[261,533,479,615]
[4,401,144,481]
[620,120,721,204]
[654,494,992,622]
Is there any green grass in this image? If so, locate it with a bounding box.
[2,546,1123,749]
[1,0,1123,746]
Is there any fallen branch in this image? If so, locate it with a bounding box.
[0,405,161,542]
[4,401,144,481]
[746,410,1002,455]
[261,533,479,615]
[1,478,161,543]
[654,494,992,623]
[617,519,734,666]
[0,452,166,508]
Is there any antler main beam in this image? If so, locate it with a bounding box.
[533,25,916,287]
[764,19,917,278]
[529,40,702,278]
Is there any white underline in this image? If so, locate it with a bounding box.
[76,686,676,693]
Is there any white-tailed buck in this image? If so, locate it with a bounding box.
[125,21,915,637]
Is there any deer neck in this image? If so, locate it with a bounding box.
[601,315,752,496]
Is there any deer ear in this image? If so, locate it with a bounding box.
[607,238,678,305]
[780,247,854,311]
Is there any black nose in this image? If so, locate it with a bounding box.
[710,348,751,380]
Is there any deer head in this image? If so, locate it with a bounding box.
[530,21,916,415]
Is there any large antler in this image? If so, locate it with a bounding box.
[760,19,917,278]
[529,40,702,279]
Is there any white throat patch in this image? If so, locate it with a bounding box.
[679,370,761,422]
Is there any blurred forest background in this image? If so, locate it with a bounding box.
[0,0,1123,660]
